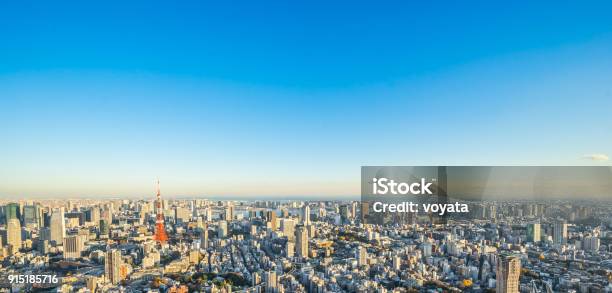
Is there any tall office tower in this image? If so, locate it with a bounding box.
[489,205,497,220]
[553,220,568,244]
[351,202,358,220]
[218,220,228,238]
[264,270,278,292]
[90,207,100,227]
[154,180,168,243]
[496,253,521,293]
[63,235,85,259]
[302,204,311,225]
[360,202,370,224]
[23,204,41,227]
[50,208,66,245]
[4,203,20,225]
[285,241,295,258]
[224,205,234,221]
[105,249,123,284]
[582,236,600,251]
[204,207,212,222]
[392,255,402,270]
[357,246,368,266]
[422,242,433,257]
[200,224,208,249]
[266,210,277,231]
[189,200,196,217]
[7,218,22,253]
[527,223,541,243]
[296,226,309,258]
[174,207,190,224]
[281,219,296,241]
[339,205,350,223]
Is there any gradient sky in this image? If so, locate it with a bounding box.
[1,1,611,198]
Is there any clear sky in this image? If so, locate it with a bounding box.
[1,1,611,198]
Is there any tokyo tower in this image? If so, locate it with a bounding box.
[154,179,168,243]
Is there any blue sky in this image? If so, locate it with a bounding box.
[1,1,611,198]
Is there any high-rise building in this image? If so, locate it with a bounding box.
[200,224,208,249]
[85,207,100,227]
[582,236,600,251]
[224,205,234,221]
[105,249,123,284]
[204,207,212,222]
[296,226,309,258]
[280,219,296,241]
[496,253,521,293]
[50,208,66,245]
[553,220,568,245]
[63,235,84,259]
[4,203,20,225]
[23,204,43,228]
[285,241,294,258]
[360,202,370,224]
[218,220,228,238]
[527,223,541,243]
[266,210,277,231]
[302,205,311,225]
[357,246,368,266]
[264,270,277,292]
[393,255,402,270]
[422,242,432,257]
[7,218,22,253]
[339,205,350,223]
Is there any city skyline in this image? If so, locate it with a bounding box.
[0,197,609,292]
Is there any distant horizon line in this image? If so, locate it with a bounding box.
[1,194,611,202]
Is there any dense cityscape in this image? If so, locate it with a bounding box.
[0,188,610,293]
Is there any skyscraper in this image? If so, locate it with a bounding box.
[4,203,20,225]
[527,223,541,243]
[266,210,277,231]
[50,208,66,245]
[302,204,311,225]
[200,224,208,249]
[7,218,22,253]
[553,220,568,245]
[23,204,42,228]
[264,270,278,292]
[496,253,521,293]
[63,235,84,259]
[296,226,309,258]
[87,207,100,227]
[357,246,368,266]
[224,205,234,221]
[281,219,296,241]
[105,249,123,284]
[286,241,294,258]
[218,220,228,238]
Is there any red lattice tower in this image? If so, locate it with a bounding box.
[154,180,168,243]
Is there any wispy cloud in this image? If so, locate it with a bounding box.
[582,154,609,161]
